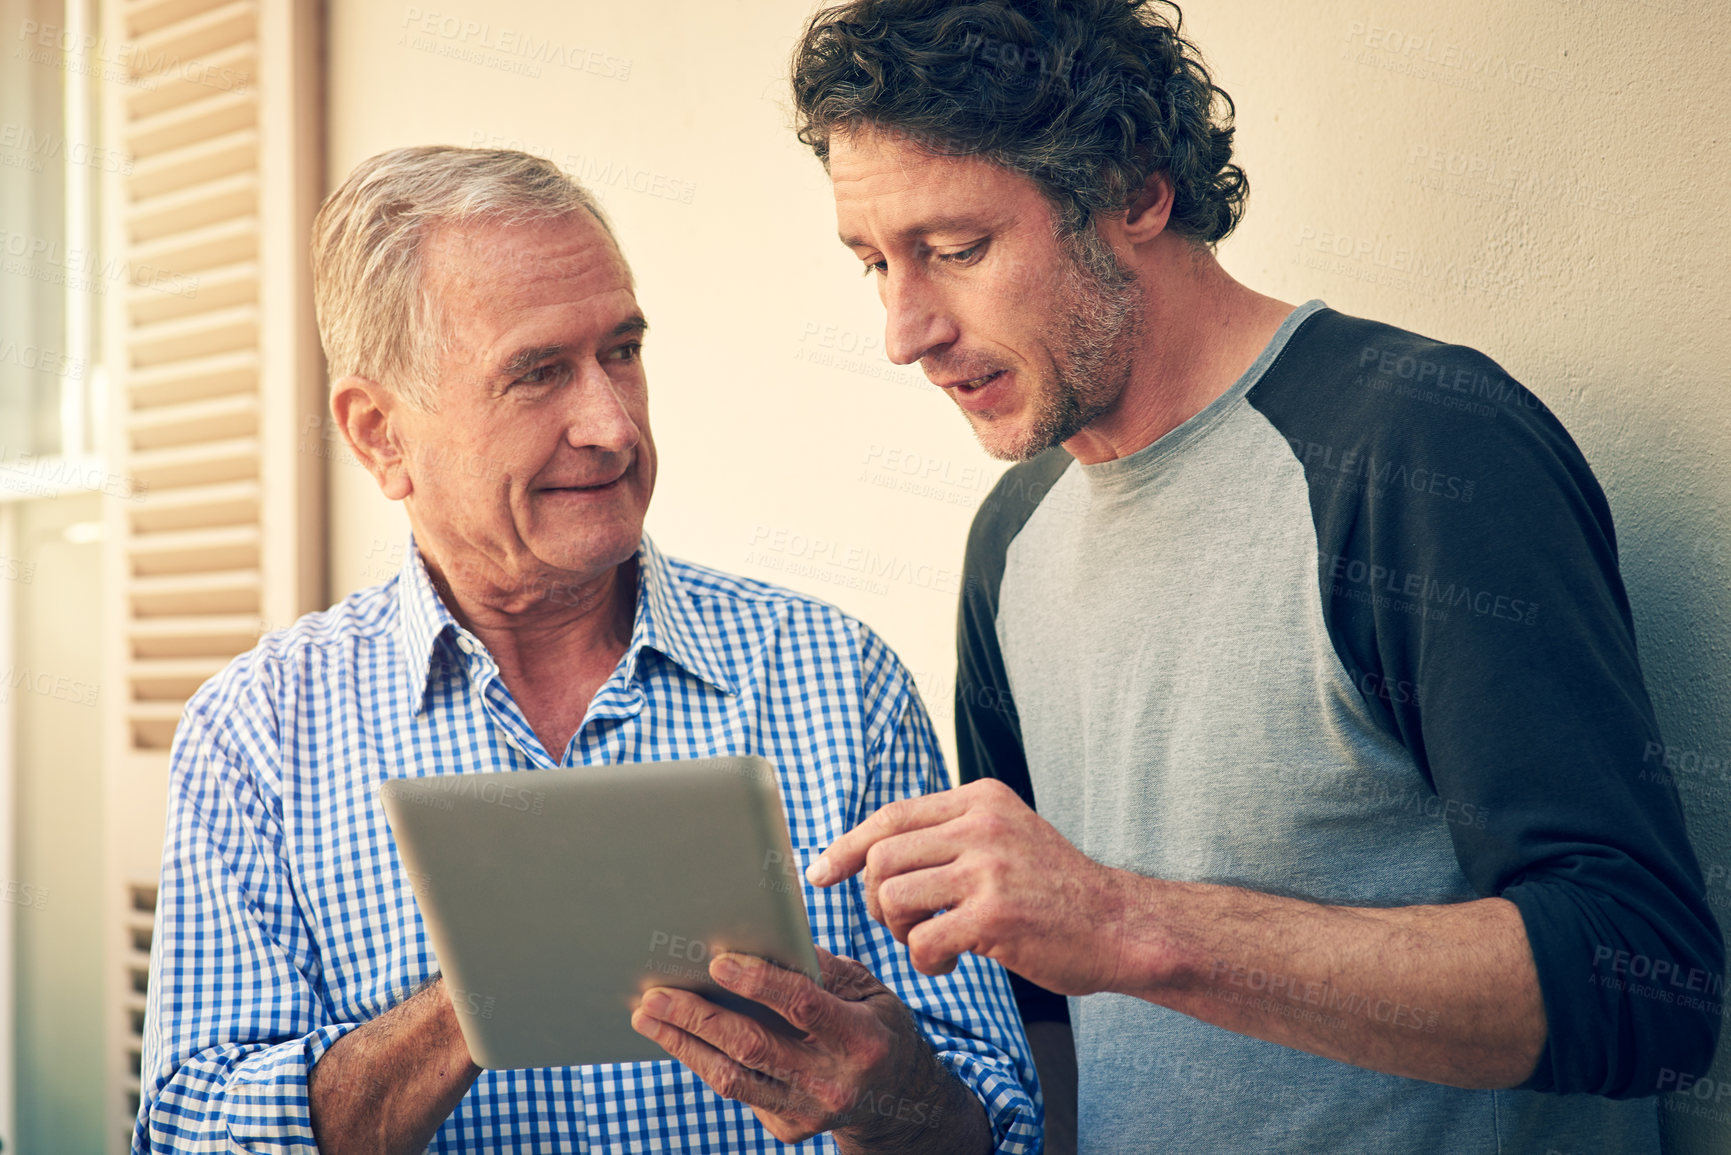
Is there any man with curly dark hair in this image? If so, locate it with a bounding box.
[791,2,1723,1153]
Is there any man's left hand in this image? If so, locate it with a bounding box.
[631,946,976,1150]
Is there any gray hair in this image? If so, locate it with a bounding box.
[311,146,617,409]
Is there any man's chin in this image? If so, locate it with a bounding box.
[965,411,1055,464]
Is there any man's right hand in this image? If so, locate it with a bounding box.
[805,778,1138,996]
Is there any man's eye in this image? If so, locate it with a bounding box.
[515,364,567,387]
[939,241,987,265]
[607,342,643,363]
[861,258,887,277]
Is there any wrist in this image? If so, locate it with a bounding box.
[1094,868,1191,999]
[833,1054,976,1155]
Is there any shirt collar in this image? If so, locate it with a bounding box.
[392,535,461,714]
[630,535,738,697]
[391,533,738,714]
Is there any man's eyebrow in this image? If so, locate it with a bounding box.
[500,344,566,376]
[497,316,649,376]
[839,218,991,249]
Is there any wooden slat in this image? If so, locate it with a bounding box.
[128,89,256,158]
[126,0,255,81]
[125,41,256,121]
[129,614,263,658]
[129,260,258,328]
[128,393,257,450]
[129,349,258,409]
[127,524,260,576]
[128,655,231,699]
[128,171,257,244]
[124,0,224,38]
[130,215,256,275]
[129,569,261,617]
[128,128,258,201]
[129,305,258,368]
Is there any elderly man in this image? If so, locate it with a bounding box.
[788,2,1722,1154]
[133,147,1038,1154]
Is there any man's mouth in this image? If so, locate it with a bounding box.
[941,369,1005,394]
[538,472,626,495]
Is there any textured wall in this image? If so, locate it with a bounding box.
[325,3,1730,1148]
[1184,7,1730,1147]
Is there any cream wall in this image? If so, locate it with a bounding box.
[325,4,1730,1149]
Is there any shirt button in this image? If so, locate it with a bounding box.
[457,637,475,654]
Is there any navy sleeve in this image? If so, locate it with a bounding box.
[1248,309,1723,1097]
[957,448,1074,1025]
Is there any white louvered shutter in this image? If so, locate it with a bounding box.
[97,0,323,1145]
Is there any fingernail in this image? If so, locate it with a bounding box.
[805,856,832,886]
[642,990,670,1017]
[710,955,742,984]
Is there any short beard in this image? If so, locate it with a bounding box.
[990,226,1141,462]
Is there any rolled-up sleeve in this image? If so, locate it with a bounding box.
[135,662,359,1154]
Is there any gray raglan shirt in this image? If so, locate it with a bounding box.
[955,301,1721,1153]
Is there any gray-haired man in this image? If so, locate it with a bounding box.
[134,146,1039,1155]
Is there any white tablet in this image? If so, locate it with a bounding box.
[379,755,821,1069]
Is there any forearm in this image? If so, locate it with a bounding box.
[834,1054,993,1155]
[1108,873,1546,1088]
[308,977,481,1155]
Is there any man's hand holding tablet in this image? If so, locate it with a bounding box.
[633,946,990,1151]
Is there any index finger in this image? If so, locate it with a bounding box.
[805,789,969,887]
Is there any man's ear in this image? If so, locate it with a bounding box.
[331,375,413,501]
[1121,171,1175,245]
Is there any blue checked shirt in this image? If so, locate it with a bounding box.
[135,535,1040,1154]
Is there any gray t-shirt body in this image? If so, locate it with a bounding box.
[957,302,1720,1152]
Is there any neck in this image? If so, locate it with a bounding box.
[1062,240,1295,465]
[417,539,637,758]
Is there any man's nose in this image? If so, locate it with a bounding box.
[882,271,959,367]
[564,362,642,454]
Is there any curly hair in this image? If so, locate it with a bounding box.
[791,0,1247,247]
